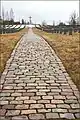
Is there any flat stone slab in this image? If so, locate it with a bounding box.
[0,28,80,119]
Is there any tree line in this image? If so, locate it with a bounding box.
[1,7,14,24]
[0,7,79,26]
[0,6,26,25]
[42,11,79,27]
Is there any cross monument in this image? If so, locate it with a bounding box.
[29,16,32,24]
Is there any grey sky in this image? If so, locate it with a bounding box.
[1,0,79,25]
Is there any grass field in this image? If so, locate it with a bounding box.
[33,28,80,91]
[0,28,27,75]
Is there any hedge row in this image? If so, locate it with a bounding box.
[0,26,25,34]
[36,27,80,35]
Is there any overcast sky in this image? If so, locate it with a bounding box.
[1,0,79,25]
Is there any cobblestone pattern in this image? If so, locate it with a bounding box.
[0,29,80,120]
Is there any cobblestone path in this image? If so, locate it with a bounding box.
[0,29,80,120]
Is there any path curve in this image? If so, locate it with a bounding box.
[0,29,80,120]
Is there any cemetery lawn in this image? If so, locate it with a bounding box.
[33,28,80,91]
[0,28,27,75]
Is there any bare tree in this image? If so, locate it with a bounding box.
[2,6,5,20]
[10,8,14,21]
[22,19,25,24]
[42,20,47,26]
[5,11,9,20]
[76,17,80,25]
[2,6,5,33]
[53,20,55,26]
[69,11,77,25]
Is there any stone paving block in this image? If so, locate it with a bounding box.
[46,113,59,119]
[38,109,51,113]
[3,86,13,89]
[45,104,56,108]
[51,89,61,92]
[23,92,35,96]
[38,83,49,86]
[70,104,79,108]
[0,93,10,97]
[2,105,15,109]
[0,101,8,105]
[62,88,73,92]
[16,96,29,100]
[69,109,80,113]
[39,89,50,92]
[47,86,59,89]
[66,95,77,99]
[2,90,14,93]
[0,97,14,101]
[38,100,50,103]
[75,113,80,118]
[24,100,36,104]
[36,86,46,89]
[29,113,45,120]
[27,89,37,92]
[6,110,20,116]
[42,96,53,99]
[57,104,70,108]
[27,83,37,86]
[12,116,28,120]
[15,89,26,92]
[50,83,60,86]
[36,92,46,95]
[30,96,41,100]
[65,99,78,104]
[51,100,64,104]
[48,92,59,95]
[30,104,44,109]
[74,91,80,99]
[60,113,75,119]
[17,83,26,87]
[11,93,22,96]
[0,117,8,120]
[21,110,36,115]
[25,86,35,89]
[54,95,66,99]
[0,109,6,116]
[52,108,68,113]
[10,100,23,104]
[15,104,29,109]
[61,92,73,96]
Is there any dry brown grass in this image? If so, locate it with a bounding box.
[33,28,80,90]
[0,28,27,75]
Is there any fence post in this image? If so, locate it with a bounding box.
[69,28,72,35]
